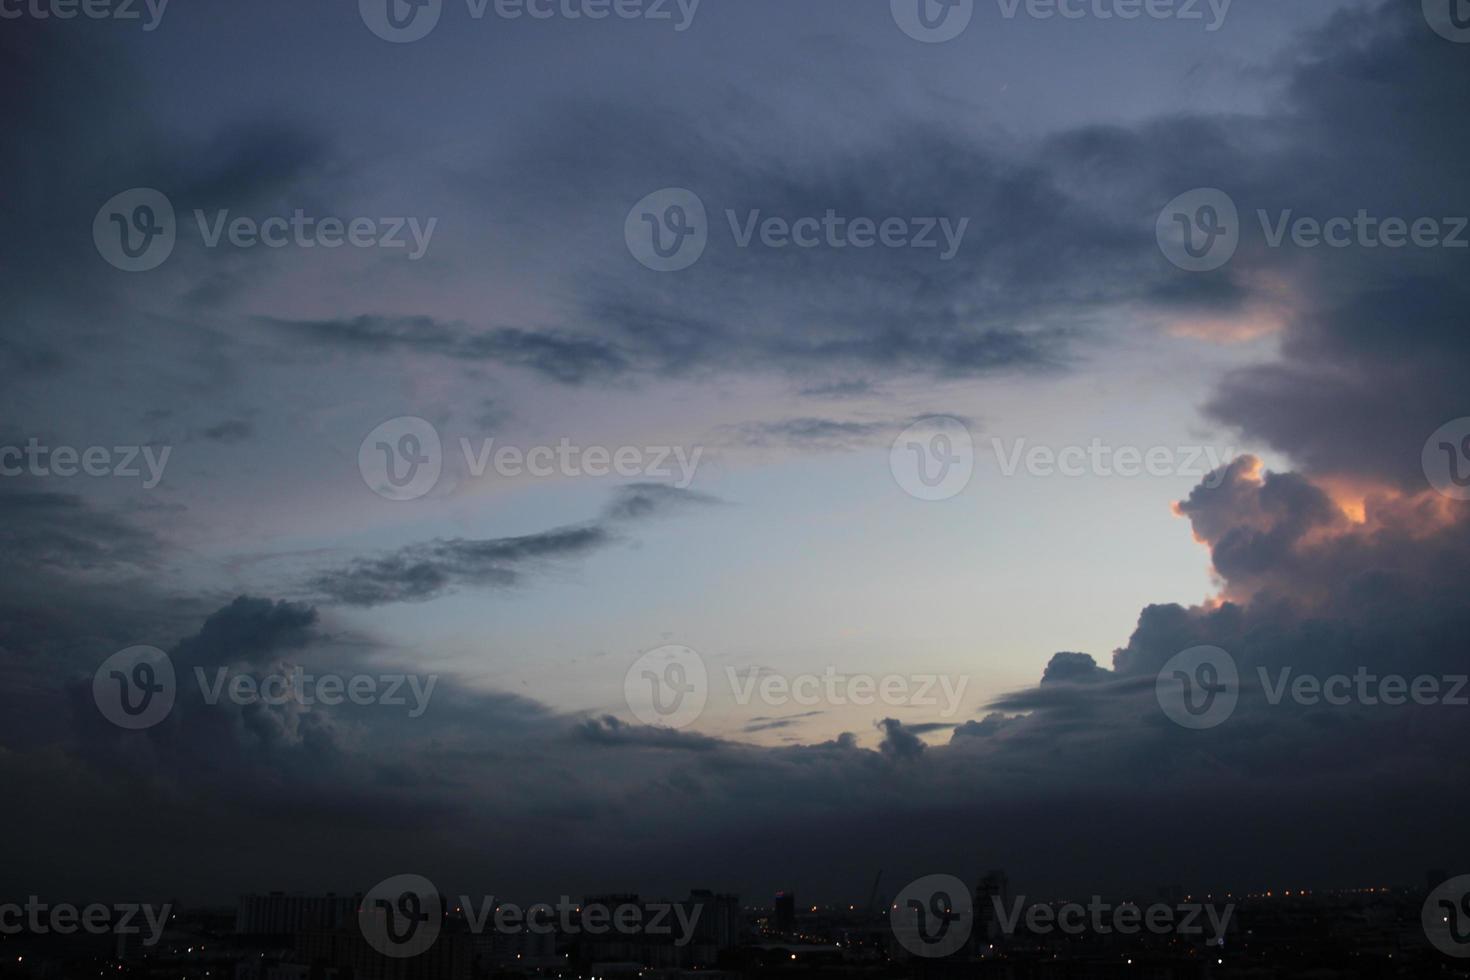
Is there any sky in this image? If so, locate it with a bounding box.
[3,0,1470,909]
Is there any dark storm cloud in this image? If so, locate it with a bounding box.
[257,8,1467,403]
[949,712,1014,741]
[7,0,1470,906]
[1187,3,1470,488]
[14,454,1470,900]
[575,715,721,751]
[0,489,161,573]
[0,23,338,379]
[310,484,719,606]
[175,121,330,214]
[875,718,926,761]
[169,596,318,668]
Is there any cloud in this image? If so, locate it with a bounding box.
[875,718,926,761]
[262,315,632,386]
[1183,3,1470,489]
[743,710,826,733]
[797,379,878,400]
[308,526,612,607]
[309,484,720,607]
[169,596,318,668]
[574,715,722,751]
[727,417,894,451]
[199,419,254,444]
[0,489,161,574]
[6,0,1470,908]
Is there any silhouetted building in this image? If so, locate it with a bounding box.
[774,891,796,932]
[298,926,472,979]
[974,870,1009,948]
[686,889,741,949]
[236,892,359,937]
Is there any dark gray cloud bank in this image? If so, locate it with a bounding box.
[2,1,1469,905]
